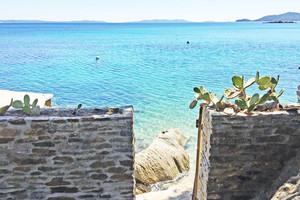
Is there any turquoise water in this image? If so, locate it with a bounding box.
[0,23,300,154]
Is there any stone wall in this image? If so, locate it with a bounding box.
[201,107,300,200]
[0,106,135,200]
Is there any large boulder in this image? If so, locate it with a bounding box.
[271,174,300,200]
[135,129,189,194]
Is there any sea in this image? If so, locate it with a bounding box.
[0,23,299,158]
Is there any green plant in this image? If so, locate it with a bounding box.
[12,95,40,115]
[0,99,13,116]
[72,104,82,115]
[190,71,284,113]
[190,86,225,110]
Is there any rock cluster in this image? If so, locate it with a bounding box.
[135,129,190,194]
[271,174,300,199]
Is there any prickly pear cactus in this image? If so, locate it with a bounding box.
[12,95,40,116]
[190,71,284,114]
[0,99,13,116]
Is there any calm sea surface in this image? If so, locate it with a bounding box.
[0,23,300,155]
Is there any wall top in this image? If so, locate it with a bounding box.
[206,106,300,117]
[0,106,133,121]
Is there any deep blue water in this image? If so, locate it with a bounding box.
[0,23,299,154]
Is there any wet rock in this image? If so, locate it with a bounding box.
[135,128,189,193]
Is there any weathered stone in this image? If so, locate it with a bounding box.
[70,170,86,176]
[46,177,71,186]
[115,148,132,152]
[135,129,189,187]
[31,171,42,175]
[90,173,108,180]
[38,136,51,140]
[111,174,133,181]
[16,138,37,143]
[0,169,12,174]
[0,138,14,143]
[120,160,133,167]
[8,118,25,125]
[29,191,47,199]
[68,138,83,143]
[120,129,131,136]
[53,135,67,141]
[85,138,105,144]
[13,166,31,172]
[90,161,115,168]
[101,194,112,198]
[256,135,287,143]
[32,148,56,156]
[47,197,75,200]
[25,129,44,136]
[38,166,56,172]
[69,133,79,137]
[11,154,46,165]
[52,156,73,162]
[95,143,112,149]
[67,118,80,122]
[108,167,127,173]
[79,194,95,199]
[50,187,78,193]
[0,129,19,137]
[33,141,55,147]
[98,150,109,155]
[109,137,131,143]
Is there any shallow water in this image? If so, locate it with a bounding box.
[0,23,299,157]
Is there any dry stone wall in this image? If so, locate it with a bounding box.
[200,107,300,200]
[0,106,135,200]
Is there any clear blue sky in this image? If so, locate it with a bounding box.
[0,0,299,22]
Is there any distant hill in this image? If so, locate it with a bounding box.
[0,20,106,23]
[129,19,192,23]
[236,12,300,22]
[236,19,252,22]
[0,19,194,24]
[255,12,300,21]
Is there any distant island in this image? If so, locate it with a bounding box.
[0,20,107,23]
[236,12,300,22]
[0,19,192,24]
[264,21,296,23]
[129,19,191,23]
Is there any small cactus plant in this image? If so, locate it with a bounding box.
[72,104,82,115]
[190,71,284,113]
[190,86,225,110]
[0,99,13,116]
[12,95,40,115]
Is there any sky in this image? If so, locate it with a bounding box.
[0,0,299,22]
